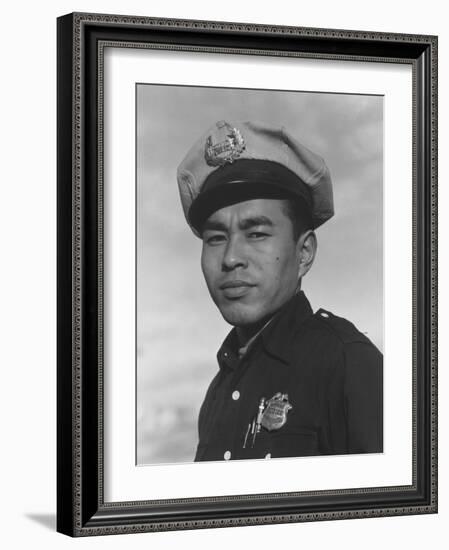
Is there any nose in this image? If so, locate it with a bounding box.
[222,236,248,271]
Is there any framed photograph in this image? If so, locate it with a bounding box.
[57,12,437,536]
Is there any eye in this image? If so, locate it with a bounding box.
[204,233,227,245]
[248,231,269,239]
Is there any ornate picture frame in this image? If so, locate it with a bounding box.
[57,12,437,536]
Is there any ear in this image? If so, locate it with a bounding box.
[296,230,317,279]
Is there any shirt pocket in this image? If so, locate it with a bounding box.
[268,428,319,458]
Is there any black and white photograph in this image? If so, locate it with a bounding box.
[1,0,444,545]
[136,84,383,465]
[54,9,437,538]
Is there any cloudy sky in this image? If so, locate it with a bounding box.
[136,84,383,464]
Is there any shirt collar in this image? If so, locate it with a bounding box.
[217,291,314,370]
[217,329,240,370]
[261,291,313,364]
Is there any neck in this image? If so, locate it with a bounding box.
[236,290,301,347]
[236,320,269,348]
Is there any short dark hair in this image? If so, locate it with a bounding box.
[281,198,313,241]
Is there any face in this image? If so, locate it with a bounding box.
[201,198,303,328]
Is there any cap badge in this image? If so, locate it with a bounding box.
[261,393,293,431]
[205,121,246,166]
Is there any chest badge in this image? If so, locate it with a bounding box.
[261,393,293,431]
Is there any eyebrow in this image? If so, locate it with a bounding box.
[202,215,274,233]
[202,220,228,232]
[239,216,274,230]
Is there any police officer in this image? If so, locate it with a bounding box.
[177,120,383,462]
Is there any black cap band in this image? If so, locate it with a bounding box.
[188,159,313,233]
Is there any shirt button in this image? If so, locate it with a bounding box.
[232,390,240,401]
[320,311,329,318]
[265,453,271,459]
[224,450,231,460]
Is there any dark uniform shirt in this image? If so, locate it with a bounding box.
[195,291,383,462]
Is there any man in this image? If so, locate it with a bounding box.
[177,120,383,462]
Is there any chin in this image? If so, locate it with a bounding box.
[218,302,265,327]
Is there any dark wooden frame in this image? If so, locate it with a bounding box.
[57,12,438,537]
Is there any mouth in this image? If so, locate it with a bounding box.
[219,280,255,299]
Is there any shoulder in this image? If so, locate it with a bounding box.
[309,308,374,346]
[298,307,382,364]
[299,309,382,384]
[307,308,383,374]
